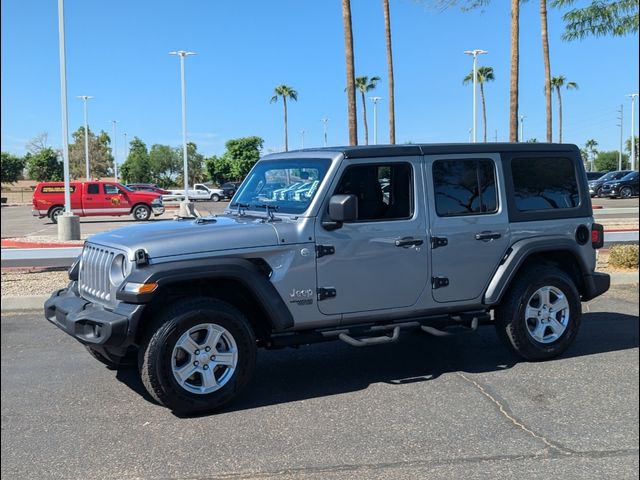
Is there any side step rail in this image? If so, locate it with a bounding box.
[421,316,479,337]
[338,327,401,347]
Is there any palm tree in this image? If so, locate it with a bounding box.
[551,75,578,143]
[342,0,358,145]
[383,0,396,144]
[540,0,553,142]
[463,66,495,143]
[270,85,298,152]
[584,138,598,171]
[355,76,381,145]
[509,0,520,142]
[551,0,639,41]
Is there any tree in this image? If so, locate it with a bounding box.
[270,85,298,152]
[119,137,151,183]
[540,0,553,142]
[25,148,63,181]
[355,76,381,145]
[68,127,113,179]
[551,0,639,40]
[206,136,264,184]
[550,75,578,143]
[149,144,181,187]
[510,0,520,141]
[463,66,494,143]
[1,152,25,184]
[342,0,358,145]
[26,132,50,155]
[383,0,396,144]
[596,150,628,172]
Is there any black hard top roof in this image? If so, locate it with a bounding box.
[286,143,579,159]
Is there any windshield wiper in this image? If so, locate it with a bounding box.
[253,204,279,221]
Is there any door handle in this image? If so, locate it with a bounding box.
[475,231,502,241]
[395,237,424,247]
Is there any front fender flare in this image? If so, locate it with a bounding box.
[117,258,293,331]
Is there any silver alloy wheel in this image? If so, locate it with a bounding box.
[620,187,632,199]
[524,286,570,344]
[171,323,238,394]
[51,207,63,222]
[133,205,150,220]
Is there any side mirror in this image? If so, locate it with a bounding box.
[323,194,358,230]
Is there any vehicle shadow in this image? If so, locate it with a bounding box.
[112,311,638,416]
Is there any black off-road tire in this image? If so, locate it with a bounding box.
[138,297,256,415]
[494,265,581,361]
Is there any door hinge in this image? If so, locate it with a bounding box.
[432,277,450,289]
[316,245,335,258]
[317,287,337,301]
[431,237,448,249]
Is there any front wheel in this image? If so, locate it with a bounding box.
[132,204,151,221]
[494,266,581,361]
[596,187,603,198]
[138,297,256,414]
[210,193,220,202]
[620,187,633,199]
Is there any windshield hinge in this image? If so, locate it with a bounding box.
[316,245,335,258]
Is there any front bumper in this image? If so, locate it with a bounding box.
[582,272,611,302]
[601,188,617,197]
[44,282,144,355]
[152,205,165,216]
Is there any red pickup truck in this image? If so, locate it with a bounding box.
[32,181,165,223]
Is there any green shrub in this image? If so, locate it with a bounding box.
[608,244,639,269]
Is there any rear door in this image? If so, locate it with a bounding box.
[425,154,511,303]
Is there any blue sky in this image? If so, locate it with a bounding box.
[1,0,638,163]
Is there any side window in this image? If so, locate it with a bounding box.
[511,157,579,211]
[335,163,413,221]
[196,185,207,191]
[87,183,99,194]
[433,159,498,217]
[103,184,119,195]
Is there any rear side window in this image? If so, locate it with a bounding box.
[87,184,99,194]
[432,159,498,217]
[511,157,579,211]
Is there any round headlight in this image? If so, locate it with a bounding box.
[109,254,127,287]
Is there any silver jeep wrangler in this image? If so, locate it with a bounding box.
[45,144,610,414]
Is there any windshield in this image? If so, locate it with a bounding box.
[232,158,331,214]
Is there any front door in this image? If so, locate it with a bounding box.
[314,158,429,315]
[425,154,511,303]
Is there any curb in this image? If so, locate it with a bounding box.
[2,273,637,312]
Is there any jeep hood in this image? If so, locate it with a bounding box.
[88,215,279,259]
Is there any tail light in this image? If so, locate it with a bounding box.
[591,223,604,249]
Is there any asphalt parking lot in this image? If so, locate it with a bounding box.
[1,286,637,479]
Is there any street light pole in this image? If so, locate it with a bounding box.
[123,132,128,160]
[464,49,488,143]
[519,115,526,143]
[169,50,196,202]
[78,95,93,179]
[56,0,80,240]
[369,96,382,145]
[628,93,638,170]
[322,118,329,147]
[617,105,623,170]
[111,120,118,182]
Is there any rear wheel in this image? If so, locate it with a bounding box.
[495,266,581,361]
[138,297,256,414]
[49,206,64,224]
[132,204,151,221]
[620,187,633,199]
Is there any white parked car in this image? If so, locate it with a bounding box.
[169,183,225,202]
